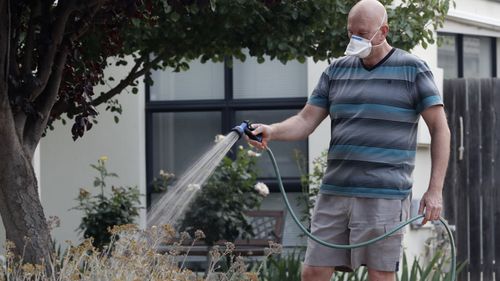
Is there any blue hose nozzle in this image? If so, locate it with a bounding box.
[232,121,263,142]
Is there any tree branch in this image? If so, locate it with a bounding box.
[23,48,69,155]
[22,1,40,76]
[90,56,152,107]
[28,0,76,101]
[28,0,103,102]
[49,54,156,119]
[0,0,8,106]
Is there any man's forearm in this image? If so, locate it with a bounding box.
[266,104,328,142]
[428,126,451,192]
[269,114,312,141]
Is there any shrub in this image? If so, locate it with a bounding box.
[180,145,268,245]
[295,149,327,223]
[0,225,280,281]
[73,157,142,249]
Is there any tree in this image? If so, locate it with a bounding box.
[0,0,451,264]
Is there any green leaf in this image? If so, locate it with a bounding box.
[114,116,119,123]
[170,12,180,22]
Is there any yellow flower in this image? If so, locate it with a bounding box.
[79,188,90,198]
[99,156,108,162]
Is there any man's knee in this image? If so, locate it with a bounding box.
[301,265,334,281]
[367,268,396,281]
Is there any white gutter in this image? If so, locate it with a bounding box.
[446,10,500,31]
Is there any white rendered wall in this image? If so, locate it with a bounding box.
[451,0,500,21]
[39,58,146,246]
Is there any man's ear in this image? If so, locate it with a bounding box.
[381,24,390,37]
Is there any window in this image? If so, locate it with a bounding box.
[437,33,498,78]
[149,61,224,100]
[437,35,458,79]
[463,36,492,78]
[151,112,222,177]
[146,57,308,206]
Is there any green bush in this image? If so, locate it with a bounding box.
[180,145,267,245]
[73,157,142,249]
[259,250,304,281]
[294,149,327,224]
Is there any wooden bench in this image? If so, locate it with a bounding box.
[160,210,285,257]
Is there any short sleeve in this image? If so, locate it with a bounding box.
[307,67,330,109]
[414,62,443,113]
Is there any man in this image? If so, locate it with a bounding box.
[247,0,450,280]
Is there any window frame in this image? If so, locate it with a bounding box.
[438,32,497,78]
[145,58,309,207]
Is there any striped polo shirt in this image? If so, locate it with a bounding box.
[308,48,443,200]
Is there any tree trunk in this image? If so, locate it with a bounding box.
[0,96,52,265]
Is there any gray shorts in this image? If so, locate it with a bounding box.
[303,194,411,272]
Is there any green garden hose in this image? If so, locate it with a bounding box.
[265,147,456,280]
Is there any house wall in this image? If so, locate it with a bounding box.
[38,59,147,246]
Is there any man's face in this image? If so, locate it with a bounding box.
[347,15,385,44]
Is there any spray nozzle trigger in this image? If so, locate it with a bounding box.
[244,122,263,143]
[232,121,263,143]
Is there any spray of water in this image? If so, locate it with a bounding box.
[148,131,240,227]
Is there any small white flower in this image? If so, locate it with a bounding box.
[214,134,225,143]
[247,150,261,157]
[254,182,269,197]
[187,183,201,191]
[238,145,244,150]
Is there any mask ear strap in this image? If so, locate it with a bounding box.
[372,38,386,47]
[370,12,387,42]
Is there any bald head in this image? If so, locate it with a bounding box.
[349,0,387,26]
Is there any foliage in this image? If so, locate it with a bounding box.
[296,149,328,223]
[151,169,175,193]
[0,225,281,281]
[397,251,466,281]
[73,157,142,249]
[256,249,463,281]
[180,145,266,245]
[259,250,304,281]
[11,0,452,140]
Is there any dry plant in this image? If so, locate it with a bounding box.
[0,225,281,281]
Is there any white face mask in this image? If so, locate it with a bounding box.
[344,15,386,58]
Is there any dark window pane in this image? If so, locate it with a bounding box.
[438,35,458,79]
[463,36,492,78]
[149,60,224,101]
[152,112,222,177]
[233,51,307,99]
[235,110,307,178]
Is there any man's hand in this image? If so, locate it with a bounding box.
[246,123,273,150]
[418,188,443,225]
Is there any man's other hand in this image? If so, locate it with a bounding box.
[418,189,443,225]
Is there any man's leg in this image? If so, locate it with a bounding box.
[303,195,351,280]
[301,265,335,281]
[367,268,395,281]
